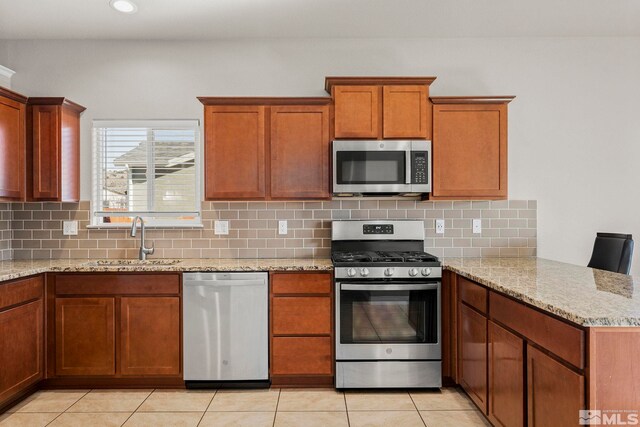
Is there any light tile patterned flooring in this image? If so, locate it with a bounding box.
[0,387,491,426]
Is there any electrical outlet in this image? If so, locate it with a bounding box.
[62,220,78,236]
[435,219,445,234]
[214,220,229,235]
[278,220,288,235]
[472,219,482,234]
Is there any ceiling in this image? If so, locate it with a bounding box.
[1,0,639,40]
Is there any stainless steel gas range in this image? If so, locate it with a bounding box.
[332,220,442,389]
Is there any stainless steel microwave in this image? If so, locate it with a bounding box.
[332,140,431,196]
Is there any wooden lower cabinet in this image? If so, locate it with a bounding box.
[272,297,331,336]
[50,273,182,382]
[488,321,524,427]
[458,302,488,412]
[272,337,332,376]
[270,272,333,386]
[55,297,116,376]
[527,345,584,427]
[120,297,180,376]
[0,299,43,404]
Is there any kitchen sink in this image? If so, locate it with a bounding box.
[84,259,182,266]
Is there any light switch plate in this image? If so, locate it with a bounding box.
[435,219,445,234]
[62,220,78,236]
[278,220,288,235]
[472,219,482,234]
[214,220,229,235]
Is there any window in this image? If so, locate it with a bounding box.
[92,120,201,227]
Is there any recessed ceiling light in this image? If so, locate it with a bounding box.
[110,0,138,14]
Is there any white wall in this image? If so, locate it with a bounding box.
[2,38,640,274]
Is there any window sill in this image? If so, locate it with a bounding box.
[86,224,204,230]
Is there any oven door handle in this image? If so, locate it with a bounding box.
[340,283,439,291]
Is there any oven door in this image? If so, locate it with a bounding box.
[333,140,412,193]
[335,281,441,360]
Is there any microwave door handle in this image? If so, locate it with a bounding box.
[405,150,412,184]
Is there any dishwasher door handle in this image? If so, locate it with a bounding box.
[184,280,265,287]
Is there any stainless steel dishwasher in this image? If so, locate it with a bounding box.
[183,272,269,387]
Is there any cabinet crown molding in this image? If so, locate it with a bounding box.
[430,96,515,104]
[198,97,332,106]
[324,76,437,93]
[27,97,86,114]
[0,86,28,104]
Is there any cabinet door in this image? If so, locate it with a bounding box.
[527,345,584,427]
[334,85,381,138]
[272,337,332,375]
[204,106,266,199]
[382,85,429,138]
[458,302,488,412]
[432,103,507,199]
[488,321,524,427]
[120,297,181,376]
[0,300,43,403]
[0,96,25,200]
[55,297,115,376]
[270,105,330,199]
[30,105,61,200]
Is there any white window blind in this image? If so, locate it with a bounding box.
[92,120,201,227]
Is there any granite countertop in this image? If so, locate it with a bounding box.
[0,258,334,283]
[444,257,640,327]
[2,257,639,327]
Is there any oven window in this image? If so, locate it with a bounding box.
[340,287,438,344]
[336,151,405,184]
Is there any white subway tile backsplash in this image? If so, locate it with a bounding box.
[6,199,536,260]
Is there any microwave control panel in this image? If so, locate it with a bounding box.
[411,151,429,184]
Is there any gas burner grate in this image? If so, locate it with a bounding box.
[332,251,373,263]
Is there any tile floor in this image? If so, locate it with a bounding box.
[0,387,491,426]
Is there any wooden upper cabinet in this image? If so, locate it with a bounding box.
[270,105,330,199]
[383,85,429,139]
[333,85,381,139]
[0,87,27,201]
[431,97,514,200]
[326,77,436,140]
[203,105,266,200]
[27,98,85,202]
[199,98,332,200]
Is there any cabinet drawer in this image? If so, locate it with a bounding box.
[490,292,584,369]
[272,337,332,375]
[55,274,180,295]
[0,275,43,311]
[458,276,487,314]
[271,273,332,295]
[272,297,331,335]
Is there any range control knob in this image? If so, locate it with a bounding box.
[347,268,357,277]
[360,268,370,277]
[384,267,396,277]
[408,268,419,277]
[421,267,432,277]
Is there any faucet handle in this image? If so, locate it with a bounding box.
[148,241,155,255]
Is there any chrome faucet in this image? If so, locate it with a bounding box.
[130,216,154,260]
